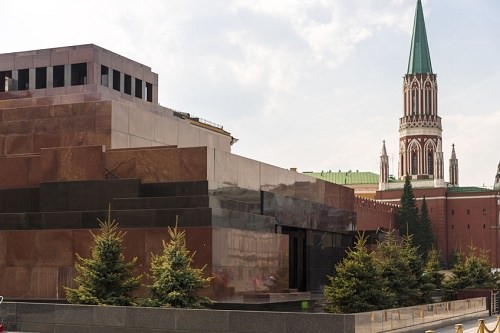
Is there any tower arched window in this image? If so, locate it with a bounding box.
[411,89,419,115]
[411,152,418,175]
[425,88,431,115]
[428,151,434,175]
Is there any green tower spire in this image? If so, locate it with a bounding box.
[407,0,433,74]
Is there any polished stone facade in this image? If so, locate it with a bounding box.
[0,45,356,301]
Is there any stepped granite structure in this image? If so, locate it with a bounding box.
[0,44,356,300]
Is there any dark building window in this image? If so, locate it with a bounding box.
[483,209,487,215]
[451,224,454,230]
[36,67,47,89]
[135,78,142,98]
[124,74,132,95]
[101,65,109,86]
[71,63,87,86]
[113,70,121,91]
[0,70,13,92]
[18,68,29,90]
[467,209,470,215]
[411,89,418,115]
[451,209,454,215]
[467,224,470,229]
[425,89,431,115]
[53,65,65,87]
[428,151,433,175]
[483,224,486,229]
[145,82,153,102]
[411,152,417,175]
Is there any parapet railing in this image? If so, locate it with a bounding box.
[355,297,487,333]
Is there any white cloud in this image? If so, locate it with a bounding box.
[2,0,498,188]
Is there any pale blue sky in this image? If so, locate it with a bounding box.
[2,0,499,187]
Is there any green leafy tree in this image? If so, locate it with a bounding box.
[324,232,394,313]
[416,196,434,259]
[444,246,497,300]
[65,209,141,305]
[146,221,212,308]
[424,248,444,290]
[398,176,419,238]
[377,232,421,307]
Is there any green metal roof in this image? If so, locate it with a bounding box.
[447,187,492,193]
[303,171,379,185]
[407,0,433,74]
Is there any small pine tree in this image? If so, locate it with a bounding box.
[377,232,421,307]
[424,248,444,290]
[65,208,141,305]
[398,176,419,238]
[147,219,212,308]
[444,246,497,300]
[416,196,434,259]
[324,232,394,313]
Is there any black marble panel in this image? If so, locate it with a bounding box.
[66,181,102,211]
[0,187,39,213]
[111,195,209,210]
[40,212,83,229]
[304,230,350,291]
[81,209,156,229]
[0,213,27,229]
[39,182,68,212]
[39,179,140,212]
[154,208,212,227]
[140,180,208,197]
[211,208,275,232]
[262,191,355,233]
[209,187,261,213]
[209,195,261,215]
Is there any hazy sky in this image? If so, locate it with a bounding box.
[2,0,499,187]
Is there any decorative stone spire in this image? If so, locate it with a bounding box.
[398,0,443,187]
[494,161,500,190]
[449,144,459,187]
[434,138,445,187]
[379,140,389,190]
[407,0,433,74]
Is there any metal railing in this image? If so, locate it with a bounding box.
[493,292,500,315]
[355,297,487,332]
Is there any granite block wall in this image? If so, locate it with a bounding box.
[0,101,112,155]
[0,302,356,333]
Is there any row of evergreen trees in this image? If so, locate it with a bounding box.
[64,210,211,308]
[323,232,442,313]
[399,177,433,259]
[324,176,499,313]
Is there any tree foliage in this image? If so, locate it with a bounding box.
[324,233,394,313]
[398,176,419,237]
[146,221,212,308]
[377,232,422,307]
[444,246,497,299]
[398,178,435,260]
[325,231,444,313]
[416,196,434,259]
[423,248,444,290]
[65,209,141,305]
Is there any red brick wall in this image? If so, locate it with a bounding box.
[355,196,398,231]
[447,194,500,267]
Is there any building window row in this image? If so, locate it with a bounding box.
[451,208,487,216]
[0,63,87,92]
[100,65,153,103]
